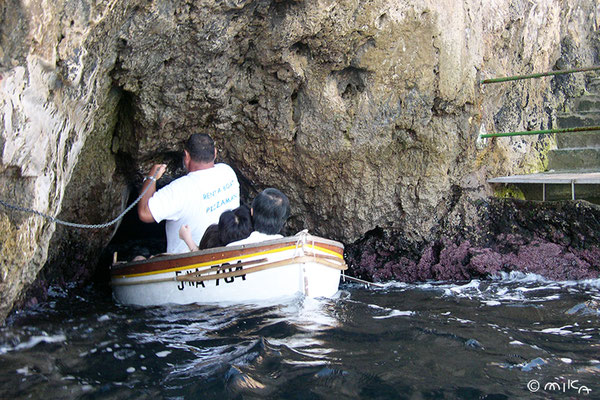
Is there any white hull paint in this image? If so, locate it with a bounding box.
[111,233,346,306]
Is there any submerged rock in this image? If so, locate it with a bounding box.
[566,300,600,316]
[464,338,484,350]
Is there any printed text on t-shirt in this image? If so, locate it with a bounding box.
[206,193,238,213]
[203,180,235,201]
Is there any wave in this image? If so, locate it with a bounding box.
[365,272,600,305]
[0,332,66,355]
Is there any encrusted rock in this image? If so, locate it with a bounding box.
[345,199,600,282]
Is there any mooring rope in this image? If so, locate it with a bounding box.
[0,172,158,229]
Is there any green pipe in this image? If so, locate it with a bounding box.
[480,126,600,138]
[481,65,600,84]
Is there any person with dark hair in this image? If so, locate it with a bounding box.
[218,205,253,245]
[196,224,221,250]
[227,188,290,246]
[138,133,240,254]
[179,205,252,251]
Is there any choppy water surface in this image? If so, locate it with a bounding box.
[1,272,599,399]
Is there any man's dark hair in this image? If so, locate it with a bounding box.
[185,133,215,163]
[219,205,253,245]
[252,188,290,235]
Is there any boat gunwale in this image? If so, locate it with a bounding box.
[110,234,344,277]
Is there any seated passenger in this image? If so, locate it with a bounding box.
[179,205,252,251]
[218,205,253,245]
[196,223,220,250]
[227,188,289,246]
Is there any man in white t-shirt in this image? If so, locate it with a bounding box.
[137,133,240,253]
[228,188,289,246]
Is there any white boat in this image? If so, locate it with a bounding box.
[110,232,347,306]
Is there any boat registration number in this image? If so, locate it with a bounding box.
[175,262,246,291]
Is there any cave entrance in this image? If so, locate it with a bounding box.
[108,191,166,260]
[98,82,176,269]
[95,190,166,286]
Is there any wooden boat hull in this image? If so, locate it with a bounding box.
[110,233,346,306]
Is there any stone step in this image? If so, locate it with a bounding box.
[557,112,600,128]
[575,95,600,112]
[587,77,600,94]
[547,148,600,170]
[556,130,600,149]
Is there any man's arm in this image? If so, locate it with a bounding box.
[137,164,167,223]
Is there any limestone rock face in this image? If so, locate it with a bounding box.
[0,0,133,319]
[0,0,598,321]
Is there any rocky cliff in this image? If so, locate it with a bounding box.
[1,0,599,322]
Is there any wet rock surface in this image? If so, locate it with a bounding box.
[345,198,600,282]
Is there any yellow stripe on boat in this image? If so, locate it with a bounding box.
[114,244,343,279]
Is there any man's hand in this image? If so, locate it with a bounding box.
[138,164,167,223]
[148,164,167,181]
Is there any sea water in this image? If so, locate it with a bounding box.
[0,272,599,399]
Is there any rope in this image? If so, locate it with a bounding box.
[294,229,309,257]
[340,274,385,288]
[0,172,159,229]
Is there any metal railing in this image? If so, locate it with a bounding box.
[480,65,600,138]
[481,65,600,84]
[480,126,600,139]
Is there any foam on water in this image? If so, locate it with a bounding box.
[372,310,415,319]
[0,333,66,355]
[384,272,600,308]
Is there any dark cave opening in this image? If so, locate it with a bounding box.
[111,194,167,258]
[93,190,167,287]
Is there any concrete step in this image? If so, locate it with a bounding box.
[547,148,600,170]
[557,112,600,128]
[575,95,600,112]
[587,77,600,94]
[556,130,600,149]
